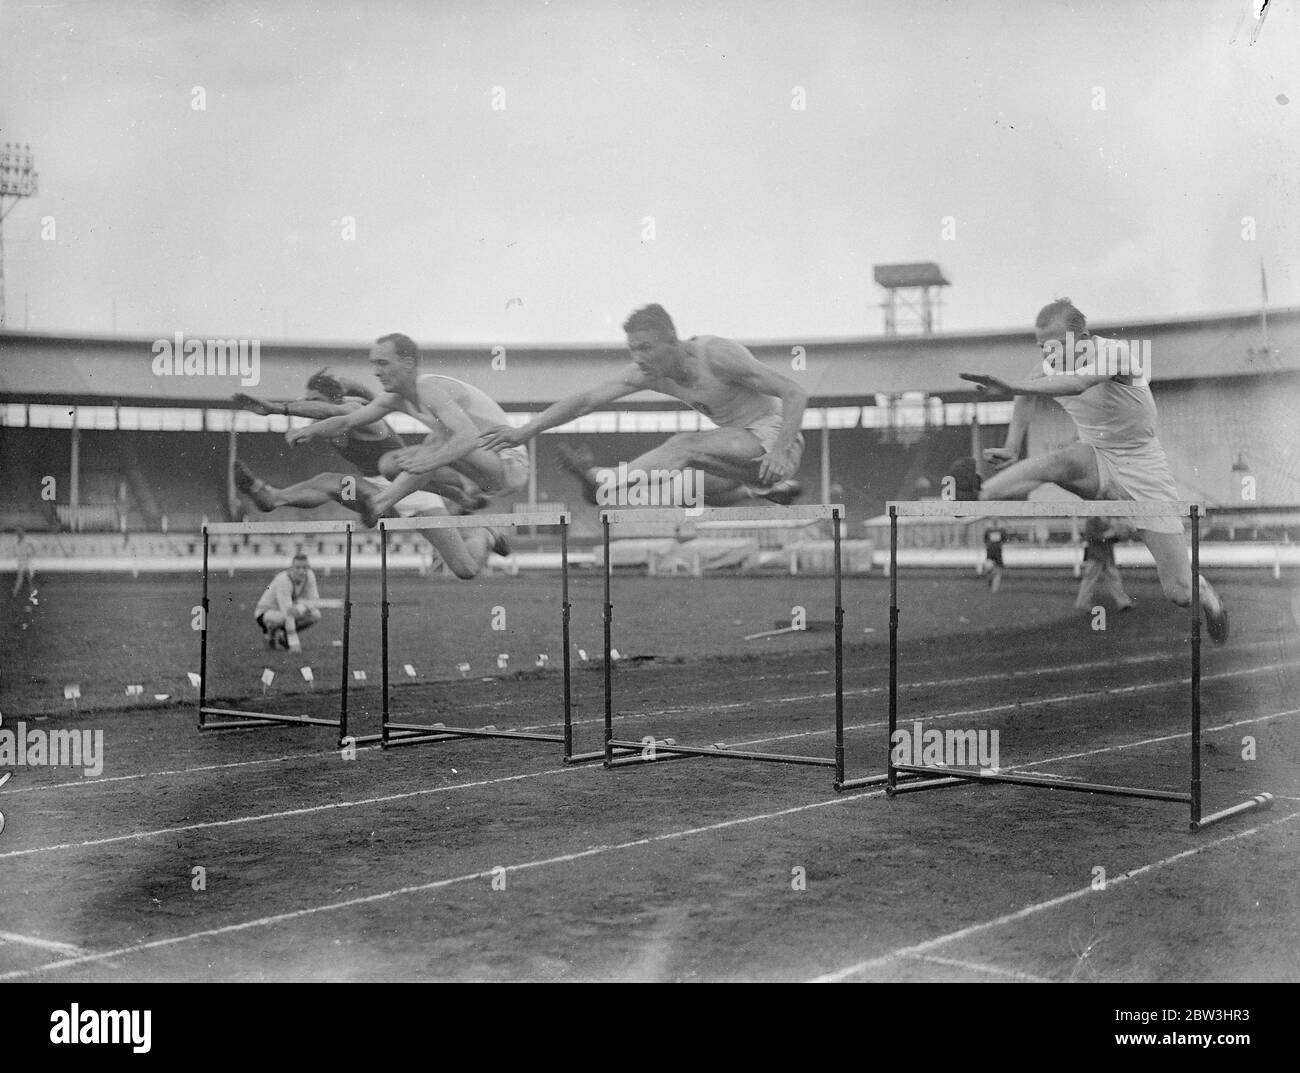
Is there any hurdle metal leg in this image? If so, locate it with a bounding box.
[197,520,360,739]
[374,513,605,759]
[198,527,210,730]
[879,499,1274,830]
[339,526,353,747]
[599,505,888,784]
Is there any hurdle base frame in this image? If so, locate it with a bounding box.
[883,500,1275,832]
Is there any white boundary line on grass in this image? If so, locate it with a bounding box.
[810,808,1300,983]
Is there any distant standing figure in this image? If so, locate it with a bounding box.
[1076,515,1135,612]
[254,553,322,650]
[11,529,36,598]
[983,520,1007,593]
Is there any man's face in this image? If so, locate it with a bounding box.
[626,329,677,375]
[289,560,309,584]
[1034,312,1073,352]
[369,341,413,391]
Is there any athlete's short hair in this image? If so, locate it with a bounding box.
[292,553,309,565]
[1035,297,1088,334]
[376,333,421,362]
[305,368,345,402]
[622,304,677,340]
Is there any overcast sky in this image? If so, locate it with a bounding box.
[0,0,1295,345]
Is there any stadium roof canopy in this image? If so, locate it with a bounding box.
[0,307,1295,410]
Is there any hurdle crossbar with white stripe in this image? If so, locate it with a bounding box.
[373,512,617,762]
[378,510,572,532]
[198,521,366,744]
[868,500,1272,831]
[600,504,841,525]
[205,519,357,535]
[598,504,897,788]
[888,499,1201,518]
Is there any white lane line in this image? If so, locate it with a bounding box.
[5,670,1296,865]
[5,723,1295,980]
[8,641,1288,796]
[723,659,1300,751]
[900,952,1050,983]
[0,747,376,796]
[0,930,84,956]
[0,765,583,861]
[1013,708,1300,771]
[0,787,886,980]
[810,808,1300,983]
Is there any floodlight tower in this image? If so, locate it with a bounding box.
[873,262,949,335]
[0,143,39,327]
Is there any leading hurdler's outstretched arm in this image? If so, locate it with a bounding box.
[477,368,646,451]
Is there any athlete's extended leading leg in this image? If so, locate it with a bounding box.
[560,428,800,508]
[1138,528,1228,642]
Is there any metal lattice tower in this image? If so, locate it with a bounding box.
[0,143,39,327]
[873,262,949,335]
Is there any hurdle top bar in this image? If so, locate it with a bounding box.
[600,504,844,525]
[887,499,1203,518]
[206,520,357,535]
[380,510,571,532]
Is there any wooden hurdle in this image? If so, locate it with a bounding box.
[198,520,366,745]
[874,499,1274,831]
[373,511,648,763]
[597,504,903,789]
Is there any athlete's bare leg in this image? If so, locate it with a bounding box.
[375,452,487,512]
[1138,528,1224,617]
[365,440,508,522]
[561,428,799,507]
[979,442,1101,500]
[408,509,502,580]
[236,466,374,511]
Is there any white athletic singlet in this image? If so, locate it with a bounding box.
[399,374,513,435]
[1052,340,1182,533]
